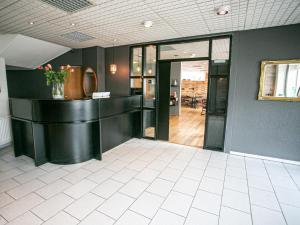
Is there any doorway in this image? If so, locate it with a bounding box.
[157,37,231,151]
[169,60,209,147]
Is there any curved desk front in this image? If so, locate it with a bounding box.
[9,96,141,166]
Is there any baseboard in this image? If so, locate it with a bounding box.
[230,151,300,166]
[0,142,12,150]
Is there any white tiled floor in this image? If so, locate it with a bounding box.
[0,139,300,225]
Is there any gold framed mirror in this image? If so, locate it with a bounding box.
[258,59,300,101]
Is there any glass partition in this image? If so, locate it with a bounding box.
[145,45,156,76]
[159,40,209,60]
[131,47,142,77]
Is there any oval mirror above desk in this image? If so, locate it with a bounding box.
[83,67,97,97]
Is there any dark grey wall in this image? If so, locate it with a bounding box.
[82,47,105,91]
[6,47,106,98]
[225,24,300,161]
[105,46,130,96]
[7,49,83,98]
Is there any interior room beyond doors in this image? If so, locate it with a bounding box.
[169,60,209,147]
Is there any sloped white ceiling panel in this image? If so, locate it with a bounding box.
[0,34,70,69]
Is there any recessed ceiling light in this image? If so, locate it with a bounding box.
[70,23,76,26]
[216,5,230,15]
[143,20,153,28]
[28,21,35,25]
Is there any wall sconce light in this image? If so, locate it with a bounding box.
[110,39,117,75]
[110,64,117,74]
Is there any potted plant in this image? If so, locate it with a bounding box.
[38,64,69,99]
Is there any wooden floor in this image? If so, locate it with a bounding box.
[169,106,206,147]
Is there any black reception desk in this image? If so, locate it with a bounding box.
[9,96,142,166]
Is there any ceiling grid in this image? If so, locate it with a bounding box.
[0,0,299,48]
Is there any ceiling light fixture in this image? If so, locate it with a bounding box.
[216,5,230,15]
[143,20,153,28]
[28,21,35,25]
[70,23,76,26]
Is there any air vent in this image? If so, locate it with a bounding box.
[160,46,176,51]
[41,0,93,13]
[61,31,95,42]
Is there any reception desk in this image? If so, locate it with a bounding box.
[9,96,142,166]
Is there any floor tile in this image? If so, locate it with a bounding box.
[147,178,174,197]
[224,176,248,193]
[168,159,188,171]
[0,179,19,193]
[65,193,105,220]
[274,186,300,207]
[38,168,69,184]
[135,168,160,183]
[184,207,218,225]
[127,160,148,171]
[5,212,42,225]
[222,189,250,213]
[0,168,23,183]
[204,167,225,181]
[0,216,6,225]
[252,205,286,225]
[173,177,199,196]
[281,204,300,225]
[115,210,150,225]
[83,160,107,172]
[0,193,14,208]
[199,176,223,195]
[159,168,182,182]
[87,168,114,184]
[92,179,123,199]
[150,209,185,225]
[269,174,298,190]
[182,167,204,181]
[188,158,208,170]
[249,187,280,211]
[119,179,149,198]
[219,207,252,225]
[35,179,71,199]
[130,192,164,219]
[42,211,79,225]
[64,179,97,199]
[7,179,45,199]
[63,168,92,184]
[0,193,44,221]
[193,190,221,215]
[13,168,44,184]
[161,191,193,217]
[111,168,137,183]
[79,211,114,225]
[105,160,128,172]
[147,160,168,171]
[98,193,135,220]
[247,175,274,192]
[38,163,62,172]
[31,193,73,221]
[226,166,247,179]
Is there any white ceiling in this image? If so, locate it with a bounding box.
[181,60,209,73]
[0,34,70,68]
[0,0,299,48]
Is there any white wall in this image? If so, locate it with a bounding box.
[0,57,11,148]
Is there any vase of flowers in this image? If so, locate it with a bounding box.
[38,64,69,99]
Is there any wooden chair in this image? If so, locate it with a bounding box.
[201,99,207,115]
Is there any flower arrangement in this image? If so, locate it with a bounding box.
[37,64,69,86]
[37,64,71,99]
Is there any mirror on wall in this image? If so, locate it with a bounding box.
[258,60,300,101]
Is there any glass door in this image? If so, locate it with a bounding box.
[204,37,231,150]
[130,45,157,139]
